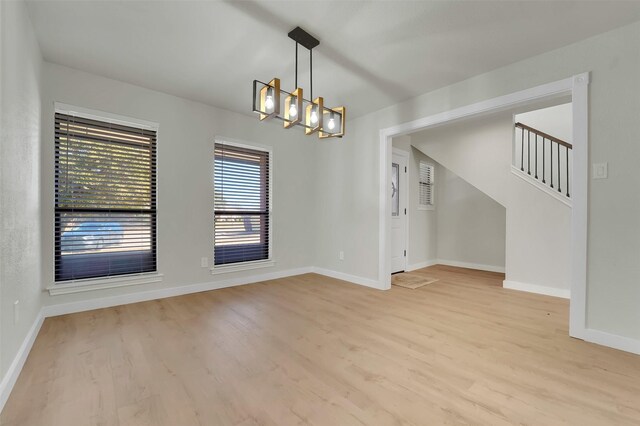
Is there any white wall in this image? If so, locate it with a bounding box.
[315,20,640,341]
[0,0,43,379]
[506,175,571,292]
[40,62,318,307]
[517,103,572,142]
[409,148,439,267]
[436,166,506,270]
[409,114,510,272]
[410,113,513,206]
[313,123,378,276]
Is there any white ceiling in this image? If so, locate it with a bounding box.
[27,1,640,118]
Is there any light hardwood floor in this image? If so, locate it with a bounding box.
[2,265,640,425]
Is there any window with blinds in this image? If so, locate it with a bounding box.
[54,112,157,281]
[419,161,435,209]
[214,142,271,266]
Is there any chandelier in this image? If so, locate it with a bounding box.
[252,27,345,138]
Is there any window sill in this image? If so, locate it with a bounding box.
[418,205,435,211]
[47,272,164,296]
[210,259,275,275]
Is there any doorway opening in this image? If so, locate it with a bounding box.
[380,74,589,341]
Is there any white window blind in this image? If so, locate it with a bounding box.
[54,112,157,281]
[419,161,435,208]
[214,142,271,265]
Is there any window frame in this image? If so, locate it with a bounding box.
[418,160,435,210]
[211,137,274,274]
[48,103,161,294]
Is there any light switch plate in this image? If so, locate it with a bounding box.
[200,257,209,268]
[592,163,608,179]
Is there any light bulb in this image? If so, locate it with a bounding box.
[265,95,274,110]
[264,87,274,110]
[310,108,318,124]
[327,112,336,130]
[289,100,297,117]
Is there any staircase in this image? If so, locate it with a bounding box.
[513,122,572,202]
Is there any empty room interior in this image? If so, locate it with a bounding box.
[2,1,640,425]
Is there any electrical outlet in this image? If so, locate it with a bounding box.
[13,300,19,325]
[200,257,209,268]
[339,251,344,261]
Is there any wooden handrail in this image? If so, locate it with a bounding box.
[515,122,572,149]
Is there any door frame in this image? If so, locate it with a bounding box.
[391,148,409,273]
[378,73,589,342]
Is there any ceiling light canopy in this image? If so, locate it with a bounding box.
[252,27,345,138]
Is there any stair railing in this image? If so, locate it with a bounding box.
[515,122,572,198]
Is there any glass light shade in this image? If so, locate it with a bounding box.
[283,88,303,128]
[327,114,336,130]
[253,78,280,121]
[319,106,345,138]
[304,97,323,135]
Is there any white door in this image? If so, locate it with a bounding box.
[391,151,408,273]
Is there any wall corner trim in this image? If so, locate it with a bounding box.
[0,311,45,414]
[503,280,570,299]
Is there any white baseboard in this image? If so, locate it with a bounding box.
[406,259,437,272]
[503,280,570,299]
[311,267,381,289]
[583,328,640,356]
[42,266,314,317]
[437,259,505,273]
[0,311,44,414]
